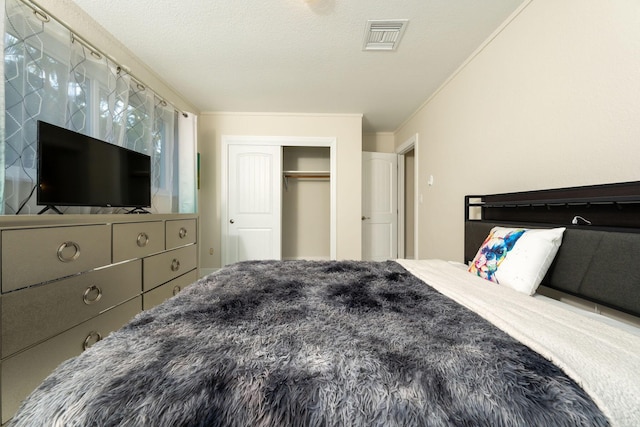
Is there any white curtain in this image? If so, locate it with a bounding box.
[0,0,4,212]
[178,112,197,213]
[2,0,196,214]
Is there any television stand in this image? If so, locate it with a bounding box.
[37,205,63,215]
[126,207,150,214]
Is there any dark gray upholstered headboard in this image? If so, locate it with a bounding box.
[464,181,640,318]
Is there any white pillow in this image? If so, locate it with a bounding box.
[468,226,566,295]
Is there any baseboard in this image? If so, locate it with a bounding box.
[199,268,219,278]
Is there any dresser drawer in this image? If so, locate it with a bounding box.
[1,260,141,358]
[165,218,197,249]
[113,221,165,263]
[143,244,197,292]
[1,297,140,424]
[1,224,111,293]
[143,269,198,310]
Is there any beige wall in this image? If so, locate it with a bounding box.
[198,113,362,269]
[395,0,640,262]
[363,132,395,153]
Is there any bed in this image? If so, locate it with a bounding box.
[9,182,640,427]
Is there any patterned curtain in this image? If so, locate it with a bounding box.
[2,0,195,214]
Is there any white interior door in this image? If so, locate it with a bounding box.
[362,152,398,261]
[225,144,282,265]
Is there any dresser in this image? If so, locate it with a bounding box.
[0,214,198,424]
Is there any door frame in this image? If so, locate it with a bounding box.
[221,135,337,262]
[396,133,419,259]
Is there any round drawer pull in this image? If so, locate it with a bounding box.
[170,258,180,272]
[57,241,80,262]
[173,285,182,296]
[178,227,188,239]
[137,232,149,247]
[82,331,102,351]
[83,285,103,305]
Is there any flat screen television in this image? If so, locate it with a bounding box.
[37,121,151,213]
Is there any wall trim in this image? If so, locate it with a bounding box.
[199,268,218,278]
[396,133,419,259]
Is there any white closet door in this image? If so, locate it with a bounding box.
[225,145,282,265]
[362,152,398,261]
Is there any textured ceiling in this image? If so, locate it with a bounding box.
[70,0,527,132]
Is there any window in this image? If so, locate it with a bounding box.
[2,0,194,214]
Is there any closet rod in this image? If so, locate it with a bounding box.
[283,171,330,191]
[284,174,330,179]
[283,171,330,179]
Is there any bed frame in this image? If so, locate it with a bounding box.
[464,181,640,319]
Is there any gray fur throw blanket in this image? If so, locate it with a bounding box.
[11,260,607,427]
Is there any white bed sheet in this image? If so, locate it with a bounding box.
[447,260,640,336]
[532,293,640,338]
[397,259,640,427]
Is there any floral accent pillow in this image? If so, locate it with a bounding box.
[468,226,566,295]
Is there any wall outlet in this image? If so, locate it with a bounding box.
[209,247,214,255]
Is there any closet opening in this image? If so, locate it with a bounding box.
[282,146,331,260]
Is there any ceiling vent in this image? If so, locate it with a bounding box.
[363,19,409,51]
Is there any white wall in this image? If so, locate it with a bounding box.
[198,112,362,269]
[395,0,640,261]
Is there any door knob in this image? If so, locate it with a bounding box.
[361,216,370,220]
[230,219,235,224]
